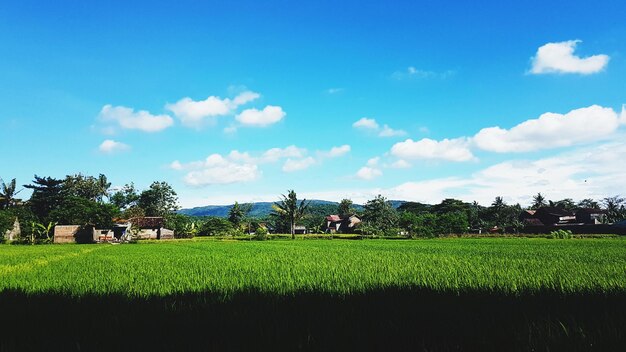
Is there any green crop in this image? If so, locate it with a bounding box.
[1,238,625,298]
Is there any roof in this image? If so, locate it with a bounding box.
[523,218,544,226]
[575,208,607,214]
[613,220,626,228]
[524,210,536,215]
[325,215,342,222]
[130,217,164,228]
[535,207,574,216]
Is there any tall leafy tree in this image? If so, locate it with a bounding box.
[63,173,106,201]
[138,181,179,217]
[578,198,600,209]
[362,194,398,234]
[337,198,356,216]
[0,178,21,209]
[271,190,310,239]
[228,202,252,228]
[24,175,65,221]
[110,183,140,210]
[602,196,626,223]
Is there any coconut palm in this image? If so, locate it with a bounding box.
[271,190,310,239]
[0,178,21,209]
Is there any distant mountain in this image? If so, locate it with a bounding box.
[179,199,405,217]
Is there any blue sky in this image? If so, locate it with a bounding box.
[1,0,626,207]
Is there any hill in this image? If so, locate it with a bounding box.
[179,199,405,217]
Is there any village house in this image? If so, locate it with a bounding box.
[55,217,174,243]
[575,208,607,225]
[324,214,361,234]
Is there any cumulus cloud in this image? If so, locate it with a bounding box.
[262,145,307,162]
[98,139,130,154]
[282,157,316,172]
[390,138,475,162]
[473,105,621,152]
[172,153,260,186]
[235,105,286,127]
[378,124,407,137]
[99,105,174,132]
[353,117,379,130]
[353,118,405,137]
[166,91,259,127]
[530,40,609,75]
[319,145,351,158]
[620,105,626,125]
[356,167,382,180]
[366,157,380,167]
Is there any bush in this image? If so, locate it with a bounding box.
[254,226,268,240]
[548,229,573,239]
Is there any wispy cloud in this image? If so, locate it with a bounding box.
[392,66,456,80]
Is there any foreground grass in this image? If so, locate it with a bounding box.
[1,237,625,297]
[1,238,625,351]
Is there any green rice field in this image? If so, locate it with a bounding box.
[1,238,625,350]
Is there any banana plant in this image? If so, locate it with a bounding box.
[31,221,57,244]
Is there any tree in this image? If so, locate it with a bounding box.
[200,217,234,236]
[63,174,105,201]
[602,196,626,223]
[228,202,251,228]
[337,199,356,216]
[531,193,547,210]
[48,195,117,228]
[110,183,140,210]
[0,178,21,209]
[24,175,65,221]
[552,198,576,212]
[271,190,311,239]
[578,198,600,209]
[435,211,469,235]
[432,198,469,215]
[362,195,398,234]
[138,181,179,217]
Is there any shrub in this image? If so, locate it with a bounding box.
[548,229,573,239]
[254,226,268,240]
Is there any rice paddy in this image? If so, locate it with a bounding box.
[1,237,625,350]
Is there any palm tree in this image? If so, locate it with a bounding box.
[531,193,547,210]
[97,174,111,203]
[0,178,21,209]
[271,190,310,239]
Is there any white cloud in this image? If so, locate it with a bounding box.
[356,166,382,180]
[323,145,351,158]
[282,157,316,172]
[184,164,260,186]
[390,159,411,169]
[353,118,405,137]
[166,91,259,127]
[353,117,379,130]
[327,88,345,94]
[530,40,609,75]
[379,124,407,137]
[98,139,130,154]
[366,157,380,167]
[392,67,456,80]
[99,105,174,132]
[235,105,286,127]
[262,145,307,162]
[390,138,475,162]
[473,105,621,152]
[620,105,626,125]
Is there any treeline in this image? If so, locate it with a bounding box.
[0,174,178,243]
[2,173,626,243]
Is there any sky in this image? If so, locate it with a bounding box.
[1,0,626,208]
